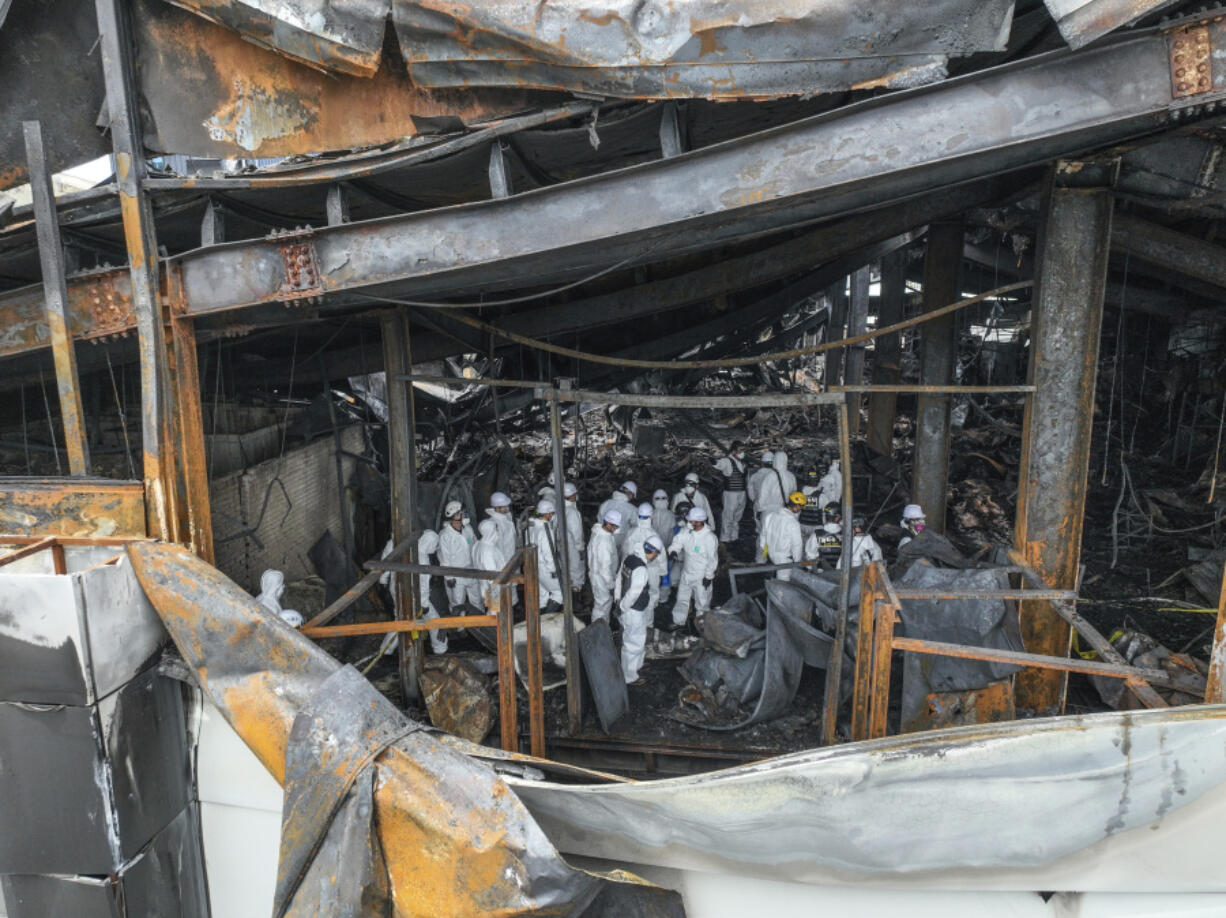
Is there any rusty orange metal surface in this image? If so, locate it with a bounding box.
[0,268,135,361]
[134,0,562,160]
[126,541,680,916]
[0,477,147,538]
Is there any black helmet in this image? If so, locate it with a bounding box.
[675,501,693,518]
[852,516,866,530]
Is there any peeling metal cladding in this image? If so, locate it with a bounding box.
[0,0,109,191]
[125,542,684,916]
[161,0,391,78]
[135,0,565,159]
[177,27,1201,316]
[509,706,1226,883]
[0,478,146,538]
[393,0,1013,98]
[1045,0,1181,49]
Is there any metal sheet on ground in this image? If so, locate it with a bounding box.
[579,619,630,735]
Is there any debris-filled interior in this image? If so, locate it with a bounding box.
[2,1,1226,915]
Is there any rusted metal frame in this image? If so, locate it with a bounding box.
[1169,19,1214,98]
[1205,563,1226,702]
[95,0,175,541]
[302,615,497,639]
[0,534,151,546]
[22,121,90,477]
[867,248,906,456]
[521,544,546,758]
[844,265,872,435]
[140,103,594,192]
[1013,165,1114,715]
[913,219,963,535]
[303,536,416,630]
[1111,212,1226,293]
[868,596,900,740]
[49,542,67,574]
[0,536,57,567]
[382,311,422,703]
[540,389,844,409]
[823,280,848,387]
[835,385,1035,394]
[820,397,856,746]
[497,580,518,752]
[165,264,213,562]
[892,588,1077,601]
[850,562,882,741]
[548,379,581,735]
[891,637,1191,689]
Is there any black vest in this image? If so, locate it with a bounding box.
[723,457,746,492]
[798,498,823,527]
[619,555,651,611]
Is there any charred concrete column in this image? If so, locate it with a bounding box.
[1014,163,1114,715]
[912,220,963,532]
[867,248,906,455]
[823,280,848,386]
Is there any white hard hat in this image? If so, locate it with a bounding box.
[490,491,511,508]
[687,506,707,523]
[603,509,623,526]
[762,450,774,462]
[536,499,555,515]
[279,609,303,628]
[563,481,578,498]
[444,500,463,518]
[685,471,700,484]
[638,502,653,517]
[645,535,664,554]
[621,480,637,496]
[652,488,668,500]
[902,503,925,520]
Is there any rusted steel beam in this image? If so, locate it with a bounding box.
[850,563,882,741]
[166,267,213,562]
[546,383,581,735]
[304,537,415,630]
[913,219,963,535]
[892,588,1077,601]
[869,599,899,739]
[844,266,872,435]
[366,561,519,582]
[302,615,497,639]
[497,582,519,753]
[382,311,422,703]
[1111,212,1226,292]
[837,384,1034,394]
[96,0,175,542]
[892,637,1192,689]
[22,121,90,477]
[868,248,907,456]
[823,280,848,387]
[541,389,844,409]
[1013,164,1114,716]
[0,478,146,538]
[0,536,57,568]
[522,557,546,758]
[1205,564,1226,703]
[820,398,856,746]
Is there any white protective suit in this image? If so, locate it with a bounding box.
[838,532,884,570]
[597,492,636,550]
[650,492,676,549]
[472,520,504,608]
[713,454,748,543]
[622,508,657,562]
[755,450,797,520]
[380,532,446,653]
[672,487,714,531]
[528,517,564,605]
[438,520,482,610]
[255,569,303,627]
[563,497,586,589]
[758,507,804,581]
[623,517,664,608]
[746,457,773,518]
[804,521,844,562]
[816,459,843,510]
[615,543,656,683]
[587,522,619,621]
[486,506,518,568]
[668,524,719,626]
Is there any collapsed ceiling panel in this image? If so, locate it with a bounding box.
[161,0,1018,100]
[1044,0,1181,48]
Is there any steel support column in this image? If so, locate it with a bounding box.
[548,379,581,734]
[844,265,872,435]
[823,281,848,386]
[22,121,90,476]
[166,267,213,561]
[912,219,963,532]
[382,311,423,703]
[96,0,173,539]
[1014,163,1114,715]
[867,248,907,455]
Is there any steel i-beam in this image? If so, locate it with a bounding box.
[1014,162,1115,715]
[867,248,908,455]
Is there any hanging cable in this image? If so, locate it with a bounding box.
[105,349,136,480]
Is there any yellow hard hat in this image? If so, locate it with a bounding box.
[788,491,808,507]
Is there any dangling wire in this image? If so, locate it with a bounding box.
[19,381,30,475]
[105,348,136,480]
[39,370,61,476]
[1101,254,1128,486]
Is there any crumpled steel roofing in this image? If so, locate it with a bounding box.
[163,0,1018,98]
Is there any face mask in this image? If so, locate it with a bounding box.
[495,506,508,514]
[912,522,926,533]
[685,485,696,494]
[461,516,471,527]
